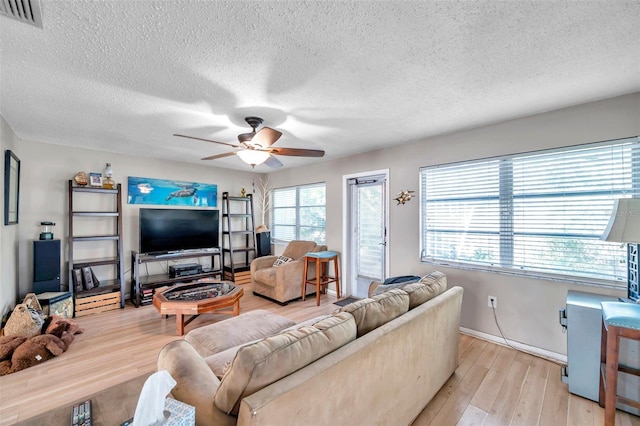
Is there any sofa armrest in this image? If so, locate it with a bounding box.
[158,340,235,426]
[251,255,277,272]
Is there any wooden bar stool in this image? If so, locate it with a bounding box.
[302,251,341,306]
[598,301,640,426]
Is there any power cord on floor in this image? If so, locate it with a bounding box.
[491,299,518,350]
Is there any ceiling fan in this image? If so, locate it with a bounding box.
[174,116,325,168]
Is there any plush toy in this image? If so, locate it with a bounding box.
[43,315,84,336]
[0,335,28,361]
[0,315,81,376]
[4,332,74,374]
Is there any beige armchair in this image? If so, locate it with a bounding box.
[251,240,327,304]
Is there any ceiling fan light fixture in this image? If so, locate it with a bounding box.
[237,149,270,166]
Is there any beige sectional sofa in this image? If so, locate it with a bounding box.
[158,272,463,426]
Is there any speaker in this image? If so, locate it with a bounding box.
[256,231,271,257]
[33,239,61,293]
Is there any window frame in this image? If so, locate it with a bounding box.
[419,136,640,289]
[270,182,326,245]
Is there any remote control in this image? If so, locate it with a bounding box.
[72,404,79,425]
[71,400,92,426]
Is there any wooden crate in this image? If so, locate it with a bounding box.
[224,270,252,285]
[75,292,121,317]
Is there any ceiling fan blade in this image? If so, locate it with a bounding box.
[200,151,238,161]
[251,127,282,148]
[174,133,241,149]
[264,155,283,168]
[268,147,325,157]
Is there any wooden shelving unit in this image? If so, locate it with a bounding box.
[130,250,222,307]
[221,191,257,284]
[67,180,125,316]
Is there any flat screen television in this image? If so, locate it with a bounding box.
[139,208,219,255]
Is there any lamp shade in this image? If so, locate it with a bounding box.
[601,198,640,243]
[103,162,113,177]
[236,149,269,166]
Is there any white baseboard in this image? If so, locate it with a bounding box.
[459,327,567,365]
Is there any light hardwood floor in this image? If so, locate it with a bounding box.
[0,289,638,426]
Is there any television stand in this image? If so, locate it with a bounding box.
[130,249,222,307]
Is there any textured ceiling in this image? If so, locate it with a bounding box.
[1,1,639,171]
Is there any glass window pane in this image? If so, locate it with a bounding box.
[272,183,326,244]
[420,136,639,287]
[273,207,296,225]
[273,188,296,207]
[273,225,296,241]
[300,186,325,206]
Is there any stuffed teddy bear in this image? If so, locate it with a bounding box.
[1,332,74,375]
[0,335,29,375]
[43,315,84,336]
[0,315,82,376]
[0,335,28,360]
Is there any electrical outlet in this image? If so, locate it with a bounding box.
[488,296,497,309]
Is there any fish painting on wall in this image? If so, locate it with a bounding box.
[127,176,217,207]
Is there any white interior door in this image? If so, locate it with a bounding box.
[345,172,388,298]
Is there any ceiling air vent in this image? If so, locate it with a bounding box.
[0,0,42,28]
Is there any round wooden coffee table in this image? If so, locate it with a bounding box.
[153,281,244,336]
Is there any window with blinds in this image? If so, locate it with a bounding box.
[271,183,326,244]
[420,136,640,287]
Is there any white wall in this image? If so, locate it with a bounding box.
[267,92,640,357]
[0,116,20,318]
[8,138,259,302]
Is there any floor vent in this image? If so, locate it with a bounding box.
[0,0,42,28]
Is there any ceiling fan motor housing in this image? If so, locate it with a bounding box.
[244,116,264,129]
[238,132,255,143]
[238,117,264,144]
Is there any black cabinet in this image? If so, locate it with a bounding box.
[33,239,61,293]
[256,231,271,257]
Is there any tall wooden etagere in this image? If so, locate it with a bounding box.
[221,191,257,284]
[67,180,125,316]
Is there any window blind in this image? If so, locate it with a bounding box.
[272,183,326,244]
[420,136,640,286]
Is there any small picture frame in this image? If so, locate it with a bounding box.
[89,172,102,187]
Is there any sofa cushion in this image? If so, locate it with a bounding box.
[214,312,356,415]
[272,255,293,267]
[339,289,409,337]
[185,310,296,357]
[281,240,317,260]
[205,339,260,379]
[371,271,446,309]
[420,270,447,288]
[205,314,333,379]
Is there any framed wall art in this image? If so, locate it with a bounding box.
[4,150,20,225]
[127,176,217,207]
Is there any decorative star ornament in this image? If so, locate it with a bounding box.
[394,190,415,205]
